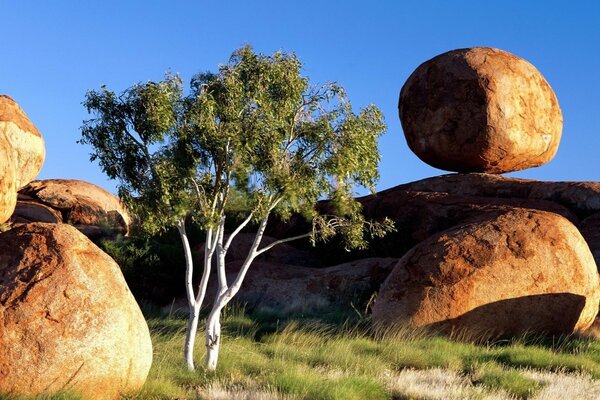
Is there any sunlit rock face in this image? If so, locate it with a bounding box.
[0,223,152,399]
[0,95,45,189]
[372,209,600,338]
[0,137,16,224]
[16,179,131,240]
[399,47,562,174]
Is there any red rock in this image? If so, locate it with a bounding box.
[19,179,130,238]
[11,200,62,224]
[0,95,45,189]
[399,48,562,173]
[0,137,16,224]
[372,209,600,338]
[0,223,152,399]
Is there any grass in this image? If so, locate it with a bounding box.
[11,307,600,399]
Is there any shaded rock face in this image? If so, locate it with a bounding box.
[0,223,152,399]
[399,48,562,174]
[269,173,600,269]
[17,179,131,240]
[0,95,45,189]
[580,213,600,267]
[197,258,398,314]
[0,137,16,224]
[372,209,600,338]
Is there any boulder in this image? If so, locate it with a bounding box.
[399,47,562,174]
[0,223,152,399]
[19,179,131,238]
[0,137,16,224]
[372,209,600,338]
[0,95,45,189]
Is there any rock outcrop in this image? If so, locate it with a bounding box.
[0,95,45,189]
[0,223,152,399]
[399,47,562,174]
[372,209,600,338]
[16,179,131,239]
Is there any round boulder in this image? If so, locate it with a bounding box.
[372,209,600,338]
[0,95,45,189]
[399,47,562,174]
[0,223,152,399]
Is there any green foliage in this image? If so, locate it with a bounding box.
[81,45,392,245]
[80,75,192,234]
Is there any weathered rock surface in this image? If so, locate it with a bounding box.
[0,223,152,399]
[394,173,600,218]
[268,172,600,268]
[0,137,16,224]
[372,209,600,338]
[18,179,131,239]
[0,95,45,189]
[10,200,62,224]
[399,47,562,174]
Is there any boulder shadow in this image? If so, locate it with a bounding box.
[427,293,588,340]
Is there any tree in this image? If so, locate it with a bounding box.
[81,46,392,371]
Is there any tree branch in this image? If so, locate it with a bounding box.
[223,212,254,253]
[255,232,311,256]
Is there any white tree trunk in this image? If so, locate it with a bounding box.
[178,219,218,371]
[184,307,200,371]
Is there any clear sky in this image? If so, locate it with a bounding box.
[1,1,599,194]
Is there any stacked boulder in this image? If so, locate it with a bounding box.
[372,47,600,337]
[0,96,151,399]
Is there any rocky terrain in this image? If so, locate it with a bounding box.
[0,96,151,399]
[1,46,600,398]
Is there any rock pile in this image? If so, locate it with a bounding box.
[0,96,151,399]
[371,47,599,337]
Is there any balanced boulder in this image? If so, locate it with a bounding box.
[372,209,600,338]
[0,95,45,189]
[18,179,131,239]
[0,223,152,399]
[399,47,562,174]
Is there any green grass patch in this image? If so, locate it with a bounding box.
[11,307,600,399]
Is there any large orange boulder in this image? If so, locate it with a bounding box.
[0,137,16,224]
[372,209,600,338]
[0,95,45,189]
[399,47,562,173]
[18,179,131,239]
[0,223,152,399]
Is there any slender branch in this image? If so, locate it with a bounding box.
[223,212,254,252]
[226,216,269,296]
[255,232,311,256]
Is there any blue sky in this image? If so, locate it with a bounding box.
[1,1,599,194]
